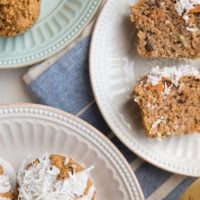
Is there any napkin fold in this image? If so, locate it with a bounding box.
[24,36,93,114]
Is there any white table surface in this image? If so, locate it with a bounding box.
[0,68,34,104]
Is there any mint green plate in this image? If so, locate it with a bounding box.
[0,0,101,68]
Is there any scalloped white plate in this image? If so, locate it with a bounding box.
[0,104,144,200]
[0,0,101,68]
[90,0,200,176]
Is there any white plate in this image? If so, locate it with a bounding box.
[0,104,144,200]
[90,0,200,176]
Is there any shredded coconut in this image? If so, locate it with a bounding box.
[186,26,199,32]
[174,0,200,20]
[162,82,173,96]
[0,166,13,197]
[165,20,170,24]
[152,117,166,128]
[146,103,151,108]
[174,0,200,32]
[147,65,200,87]
[17,154,95,200]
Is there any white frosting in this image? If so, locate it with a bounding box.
[17,154,95,200]
[146,65,200,87]
[0,167,12,196]
[174,0,200,31]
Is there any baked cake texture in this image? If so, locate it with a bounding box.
[0,165,14,199]
[0,0,41,37]
[17,154,96,200]
[131,0,200,58]
[133,65,200,138]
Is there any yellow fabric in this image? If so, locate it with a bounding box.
[180,179,200,200]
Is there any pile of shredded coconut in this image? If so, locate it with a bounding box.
[174,0,200,31]
[146,65,200,87]
[0,166,13,199]
[17,154,95,200]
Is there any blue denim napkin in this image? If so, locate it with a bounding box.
[26,36,93,114]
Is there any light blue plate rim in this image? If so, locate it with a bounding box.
[0,0,101,69]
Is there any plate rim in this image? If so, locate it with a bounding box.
[90,0,200,177]
[0,103,144,200]
[0,0,101,69]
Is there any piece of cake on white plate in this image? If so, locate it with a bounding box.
[17,154,96,200]
[131,0,200,58]
[0,159,16,200]
[133,65,200,138]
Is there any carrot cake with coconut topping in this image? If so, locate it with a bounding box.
[17,154,96,200]
[133,65,200,138]
[131,0,200,58]
[0,165,15,199]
